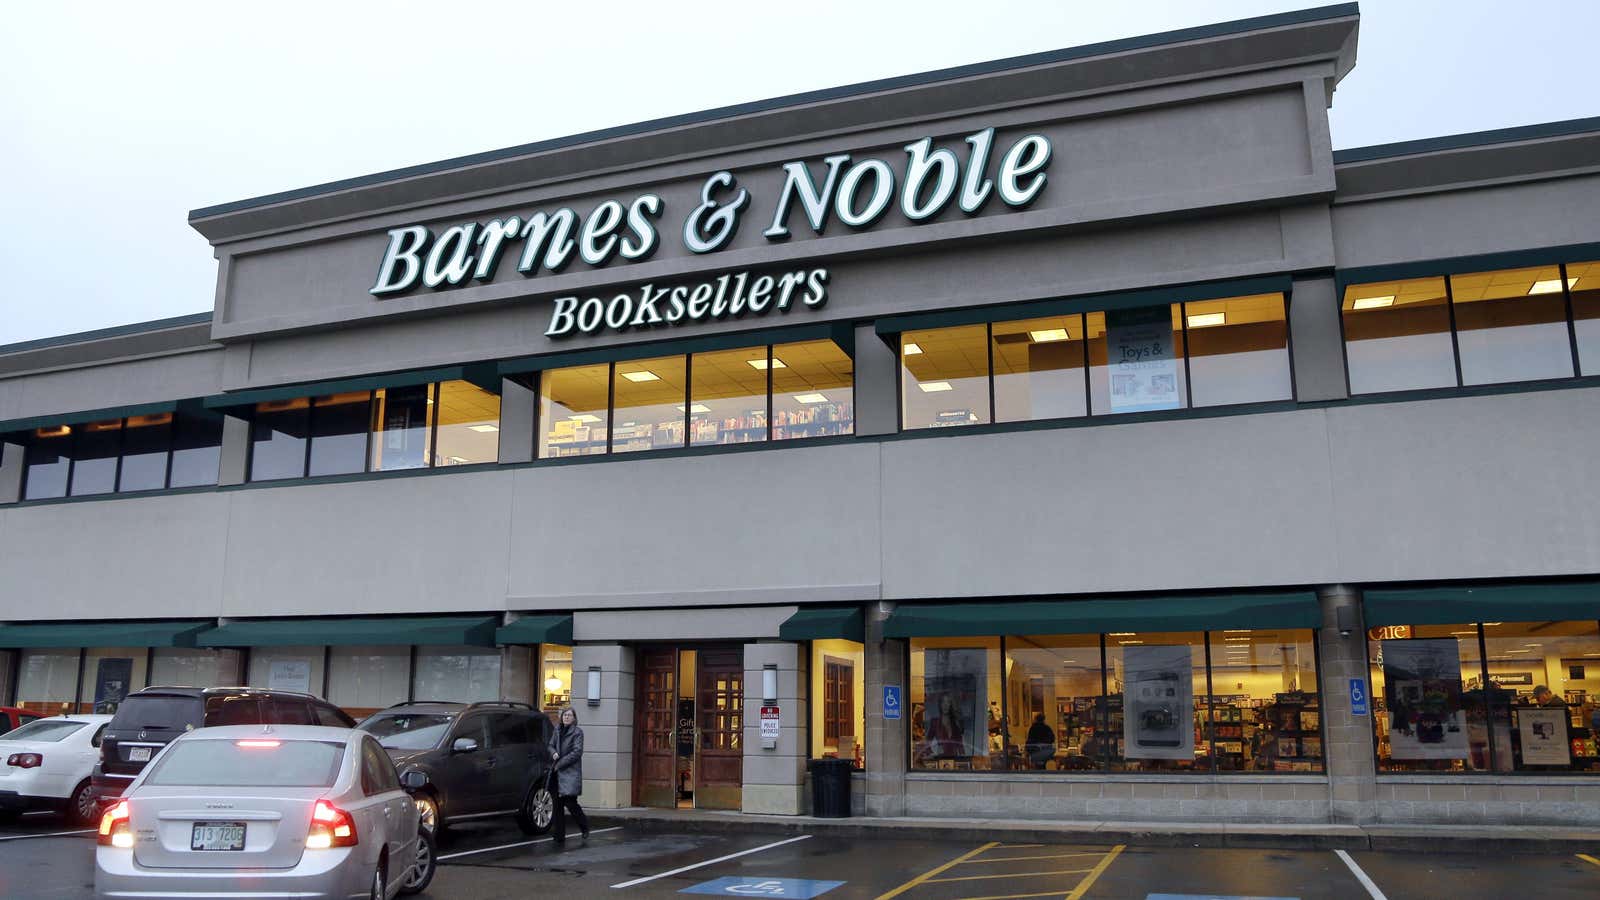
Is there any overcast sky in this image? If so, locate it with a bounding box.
[2,1,1595,345]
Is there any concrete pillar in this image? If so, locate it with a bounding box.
[497,377,536,465]
[217,413,251,486]
[853,324,898,437]
[571,643,634,809]
[1317,584,1377,824]
[499,645,535,704]
[1289,276,1349,403]
[741,642,806,815]
[862,601,908,817]
[0,440,25,502]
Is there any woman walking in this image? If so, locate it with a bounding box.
[551,706,589,844]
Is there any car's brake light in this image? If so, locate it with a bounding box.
[236,740,280,749]
[6,753,42,769]
[306,799,357,849]
[97,800,133,848]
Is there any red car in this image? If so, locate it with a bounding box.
[0,708,43,735]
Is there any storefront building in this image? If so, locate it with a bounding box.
[2,5,1599,825]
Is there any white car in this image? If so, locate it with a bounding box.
[0,714,112,825]
[95,724,434,899]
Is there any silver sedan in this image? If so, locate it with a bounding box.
[95,724,434,899]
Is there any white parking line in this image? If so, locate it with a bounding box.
[437,826,623,860]
[1336,849,1390,900]
[611,834,812,889]
[0,828,95,841]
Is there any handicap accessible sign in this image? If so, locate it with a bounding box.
[682,877,845,897]
[883,685,901,720]
[1349,678,1369,716]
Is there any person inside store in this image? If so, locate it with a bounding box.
[1532,685,1567,707]
[550,706,590,844]
[1025,713,1057,769]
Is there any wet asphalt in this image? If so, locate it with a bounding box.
[2,807,1598,899]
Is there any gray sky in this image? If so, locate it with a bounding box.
[2,1,1595,345]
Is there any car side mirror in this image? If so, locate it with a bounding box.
[400,770,429,790]
[451,737,479,754]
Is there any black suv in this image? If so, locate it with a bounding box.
[94,687,355,804]
[358,701,554,835]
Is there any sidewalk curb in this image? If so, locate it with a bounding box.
[591,810,1600,855]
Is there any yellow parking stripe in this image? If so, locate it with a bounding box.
[961,852,1107,864]
[953,892,1081,900]
[874,842,1000,900]
[1578,853,1600,868]
[928,868,1094,883]
[1065,845,1124,900]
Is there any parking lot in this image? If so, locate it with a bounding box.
[3,808,1599,899]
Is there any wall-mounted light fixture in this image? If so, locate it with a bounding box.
[762,664,778,704]
[586,666,601,707]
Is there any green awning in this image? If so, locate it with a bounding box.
[779,607,865,642]
[495,615,573,646]
[1364,582,1600,627]
[882,592,1321,638]
[0,620,210,649]
[202,363,501,411]
[196,615,500,648]
[1,400,178,436]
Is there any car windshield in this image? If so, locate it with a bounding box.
[359,714,454,750]
[109,695,201,733]
[1,719,87,742]
[142,739,345,787]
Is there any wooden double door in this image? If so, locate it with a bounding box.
[634,645,744,810]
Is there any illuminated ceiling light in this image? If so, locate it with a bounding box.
[35,425,72,438]
[569,414,602,424]
[747,358,786,370]
[1028,328,1070,343]
[1449,631,1478,636]
[675,404,712,413]
[621,371,660,382]
[1118,640,1144,645]
[794,393,829,404]
[1528,278,1576,295]
[1352,295,1395,310]
[1187,312,1226,328]
[1504,649,1533,654]
[918,381,953,393]
[1108,633,1136,637]
[468,424,500,433]
[1222,629,1251,633]
[903,343,923,355]
[544,676,564,692]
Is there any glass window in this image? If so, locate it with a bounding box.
[539,364,610,458]
[69,420,121,496]
[1449,266,1574,386]
[23,429,72,500]
[1001,634,1102,771]
[307,392,372,477]
[16,648,79,715]
[247,646,325,697]
[1569,261,1600,376]
[205,692,264,726]
[434,380,500,466]
[412,645,502,703]
[809,640,864,769]
[150,648,232,689]
[118,414,172,492]
[360,712,454,750]
[370,385,433,471]
[1089,306,1188,416]
[144,739,344,788]
[1105,631,1209,771]
[690,347,767,447]
[1369,624,1493,773]
[1184,294,1292,407]
[772,339,854,440]
[249,399,309,482]
[1482,620,1600,773]
[539,644,573,713]
[612,356,687,453]
[909,637,1004,770]
[901,325,990,430]
[327,645,409,718]
[1341,277,1456,394]
[1207,629,1321,772]
[169,414,223,488]
[79,648,148,715]
[992,316,1086,423]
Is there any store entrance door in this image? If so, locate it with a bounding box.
[633,647,678,809]
[631,644,744,810]
[694,647,744,811]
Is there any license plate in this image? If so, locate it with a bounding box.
[128,747,152,762]
[190,822,246,851]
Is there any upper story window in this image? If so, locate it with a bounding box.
[536,339,854,459]
[1342,263,1587,394]
[900,293,1291,430]
[19,411,222,501]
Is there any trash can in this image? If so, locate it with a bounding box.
[810,758,853,818]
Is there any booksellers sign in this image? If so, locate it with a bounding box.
[543,266,829,338]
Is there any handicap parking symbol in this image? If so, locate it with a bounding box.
[681,876,845,897]
[883,685,901,720]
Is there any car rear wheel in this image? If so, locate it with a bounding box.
[516,783,554,836]
[68,780,98,825]
[400,827,436,895]
[370,856,387,900]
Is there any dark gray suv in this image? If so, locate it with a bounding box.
[357,701,554,835]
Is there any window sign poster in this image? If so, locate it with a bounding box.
[268,659,312,694]
[1123,645,1195,760]
[1382,638,1469,759]
[1105,306,1181,413]
[93,657,134,714]
[1518,708,1571,765]
[922,648,986,759]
